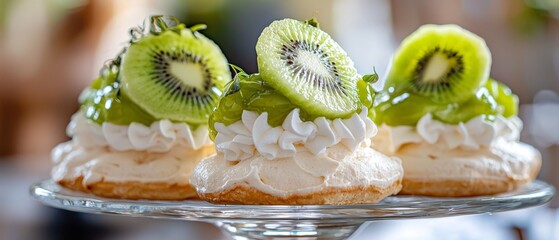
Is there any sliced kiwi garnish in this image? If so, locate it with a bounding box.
[120,16,231,124]
[256,18,361,119]
[385,24,491,104]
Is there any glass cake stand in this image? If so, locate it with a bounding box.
[30,180,554,239]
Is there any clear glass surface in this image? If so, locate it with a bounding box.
[30,180,555,239]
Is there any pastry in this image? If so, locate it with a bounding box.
[371,24,541,197]
[190,18,403,205]
[51,16,231,200]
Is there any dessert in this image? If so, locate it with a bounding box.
[371,24,541,197]
[190,18,403,205]
[51,16,231,200]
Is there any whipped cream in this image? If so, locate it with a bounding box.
[51,111,215,185]
[375,113,522,153]
[52,141,214,185]
[190,143,403,196]
[372,113,540,182]
[68,112,212,152]
[214,107,377,160]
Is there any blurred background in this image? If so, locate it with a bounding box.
[1,0,558,239]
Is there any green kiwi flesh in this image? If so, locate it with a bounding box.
[120,27,230,124]
[256,18,361,119]
[384,24,491,104]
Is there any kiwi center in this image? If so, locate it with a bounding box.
[422,53,454,82]
[169,62,205,90]
[280,40,343,92]
[153,50,212,96]
[297,50,331,79]
[413,47,463,91]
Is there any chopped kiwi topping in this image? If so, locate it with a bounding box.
[209,72,297,140]
[485,79,519,117]
[209,69,374,140]
[80,60,156,126]
[373,78,518,126]
[80,15,230,127]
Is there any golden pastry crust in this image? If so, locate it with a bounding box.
[58,177,199,200]
[198,180,402,205]
[400,178,533,197]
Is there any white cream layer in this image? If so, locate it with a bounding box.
[374,138,540,181]
[52,141,214,185]
[190,143,403,197]
[376,113,522,153]
[68,112,212,152]
[52,112,214,185]
[372,114,539,182]
[214,107,377,160]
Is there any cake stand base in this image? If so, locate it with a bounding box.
[217,220,362,239]
[30,180,555,240]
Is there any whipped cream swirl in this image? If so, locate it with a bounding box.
[378,113,522,152]
[68,112,212,152]
[214,107,377,160]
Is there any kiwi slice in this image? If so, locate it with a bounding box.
[120,16,230,124]
[385,24,491,104]
[256,18,360,119]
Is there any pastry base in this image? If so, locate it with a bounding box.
[198,180,402,205]
[58,177,198,200]
[396,141,542,197]
[400,178,533,197]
